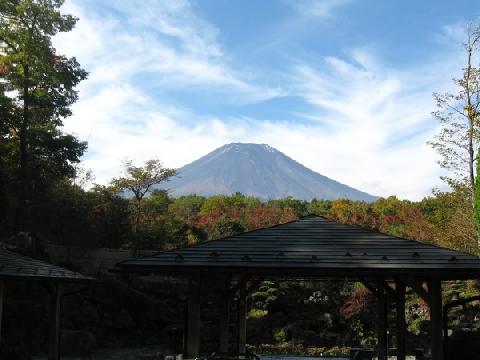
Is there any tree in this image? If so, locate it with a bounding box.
[169,194,207,219]
[110,159,177,234]
[475,150,480,243]
[422,189,477,252]
[0,0,87,231]
[428,23,480,195]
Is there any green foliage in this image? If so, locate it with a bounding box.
[133,215,190,250]
[110,159,177,202]
[0,0,88,241]
[142,189,172,220]
[273,328,287,344]
[246,343,350,357]
[169,194,206,219]
[267,197,313,217]
[247,280,376,351]
[421,189,477,253]
[109,158,176,237]
[251,281,280,309]
[200,193,260,215]
[308,198,331,216]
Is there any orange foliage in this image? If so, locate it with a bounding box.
[329,197,434,243]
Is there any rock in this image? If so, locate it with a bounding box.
[60,330,96,357]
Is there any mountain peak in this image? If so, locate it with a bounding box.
[160,143,377,201]
[219,142,277,153]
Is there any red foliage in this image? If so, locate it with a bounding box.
[341,286,375,319]
[187,205,297,240]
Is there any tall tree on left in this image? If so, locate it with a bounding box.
[0,0,87,233]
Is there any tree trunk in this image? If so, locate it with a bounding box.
[466,41,476,196]
[468,116,475,193]
[16,62,29,231]
[133,197,141,234]
[0,154,8,235]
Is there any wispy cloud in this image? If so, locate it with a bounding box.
[55,0,283,103]
[285,44,466,199]
[55,1,468,200]
[285,0,352,18]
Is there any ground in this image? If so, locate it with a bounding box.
[32,345,170,360]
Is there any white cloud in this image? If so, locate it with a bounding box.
[54,0,282,103]
[55,1,467,200]
[284,45,466,199]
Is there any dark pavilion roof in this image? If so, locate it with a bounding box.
[0,248,93,281]
[118,216,480,280]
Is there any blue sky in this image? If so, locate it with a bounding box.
[53,0,480,200]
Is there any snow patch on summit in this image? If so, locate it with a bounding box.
[262,144,275,153]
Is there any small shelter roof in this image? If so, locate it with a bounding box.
[118,216,480,280]
[0,248,93,281]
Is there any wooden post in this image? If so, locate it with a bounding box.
[428,280,443,360]
[219,290,231,354]
[237,281,247,358]
[48,282,63,360]
[183,301,188,356]
[377,283,387,360]
[0,280,4,347]
[186,277,201,359]
[396,280,406,360]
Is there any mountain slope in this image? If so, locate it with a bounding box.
[161,143,377,201]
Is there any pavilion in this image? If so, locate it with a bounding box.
[0,248,93,360]
[118,216,480,360]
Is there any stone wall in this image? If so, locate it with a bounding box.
[45,244,157,275]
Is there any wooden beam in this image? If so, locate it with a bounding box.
[186,277,201,358]
[48,282,63,360]
[0,280,4,348]
[219,279,231,354]
[183,301,188,356]
[428,280,443,360]
[395,280,406,360]
[402,277,430,305]
[376,282,387,360]
[237,281,247,358]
